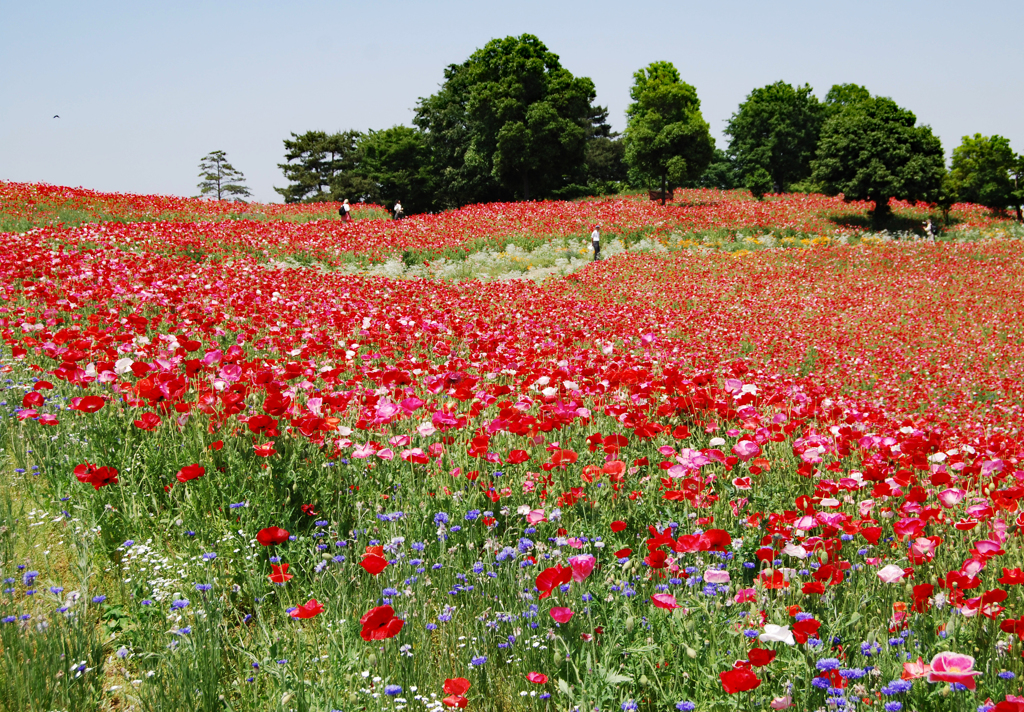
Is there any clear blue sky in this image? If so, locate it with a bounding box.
[2,0,1021,203]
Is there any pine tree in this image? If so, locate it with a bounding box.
[197,150,252,202]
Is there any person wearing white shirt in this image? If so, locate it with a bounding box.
[591,225,601,261]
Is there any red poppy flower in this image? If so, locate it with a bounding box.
[359,604,404,640]
[208,440,224,451]
[720,667,761,694]
[75,463,119,490]
[747,648,776,667]
[360,553,388,576]
[70,395,105,413]
[254,442,277,457]
[268,563,293,583]
[290,598,323,619]
[442,696,468,709]
[443,678,471,695]
[610,520,627,533]
[176,464,205,483]
[256,526,290,546]
[526,672,548,684]
[507,449,530,464]
[999,568,1024,585]
[550,449,578,466]
[614,548,632,559]
[133,412,162,430]
[535,565,572,599]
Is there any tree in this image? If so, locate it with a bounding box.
[414,34,604,206]
[811,95,945,225]
[584,134,627,188]
[275,130,374,204]
[1014,154,1024,222]
[724,81,823,192]
[823,83,871,114]
[197,150,252,202]
[693,149,739,189]
[948,134,1018,214]
[623,61,714,204]
[357,126,435,215]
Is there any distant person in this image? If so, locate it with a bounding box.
[339,198,351,222]
[924,218,937,240]
[394,200,405,220]
[591,225,601,261]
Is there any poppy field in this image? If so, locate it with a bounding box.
[2,182,1024,712]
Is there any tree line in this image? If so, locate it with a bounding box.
[202,34,1024,223]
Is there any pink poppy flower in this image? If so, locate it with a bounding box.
[549,607,573,624]
[927,651,981,690]
[568,554,595,582]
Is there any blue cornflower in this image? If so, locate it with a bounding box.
[816,658,842,671]
[470,655,487,666]
[434,512,449,525]
[195,583,212,592]
[676,703,696,712]
[384,684,402,696]
[91,595,106,604]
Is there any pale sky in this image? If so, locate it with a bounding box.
[2,0,1021,203]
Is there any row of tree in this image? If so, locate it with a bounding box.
[267,34,1023,222]
[707,81,1024,222]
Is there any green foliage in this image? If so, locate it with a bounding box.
[275,130,375,204]
[414,34,603,205]
[823,83,871,113]
[744,167,774,201]
[623,61,715,201]
[197,150,252,202]
[725,81,824,192]
[358,126,435,215]
[584,135,627,187]
[949,133,1018,213]
[811,94,945,225]
[693,148,739,189]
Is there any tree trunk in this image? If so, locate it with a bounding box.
[523,172,530,201]
[660,174,667,206]
[1017,204,1022,223]
[871,195,891,229]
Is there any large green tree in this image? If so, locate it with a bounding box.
[623,61,714,203]
[414,34,603,206]
[724,81,823,193]
[811,95,945,225]
[197,150,252,202]
[274,130,374,203]
[948,133,1018,214]
[357,126,435,215]
[823,83,871,114]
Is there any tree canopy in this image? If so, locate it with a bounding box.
[358,126,435,215]
[414,34,604,207]
[623,61,714,202]
[949,133,1019,214]
[275,130,373,204]
[197,150,251,202]
[811,95,945,223]
[725,81,823,193]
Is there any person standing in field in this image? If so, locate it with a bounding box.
[394,200,404,220]
[591,225,601,261]
[340,199,352,222]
